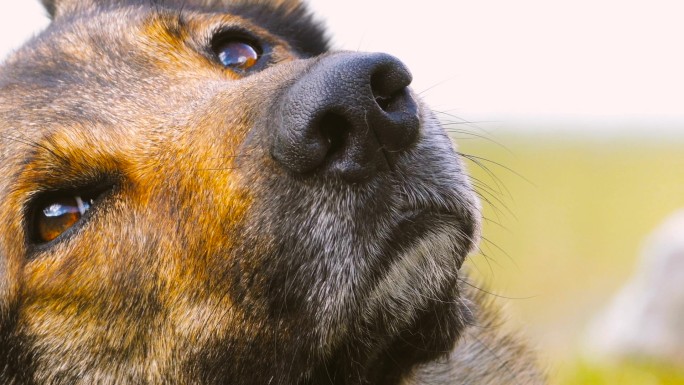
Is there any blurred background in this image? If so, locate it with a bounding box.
[2,1,683,383]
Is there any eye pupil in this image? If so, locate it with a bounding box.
[35,196,92,243]
[216,40,259,70]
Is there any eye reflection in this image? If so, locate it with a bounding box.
[215,39,260,70]
[35,196,93,243]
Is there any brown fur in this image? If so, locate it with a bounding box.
[0,1,545,384]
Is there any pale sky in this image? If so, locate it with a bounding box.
[1,0,683,130]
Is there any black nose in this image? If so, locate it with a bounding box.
[270,52,420,182]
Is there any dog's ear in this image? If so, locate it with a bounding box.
[41,0,61,18]
[40,0,57,17]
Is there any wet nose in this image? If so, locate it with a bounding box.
[270,52,420,182]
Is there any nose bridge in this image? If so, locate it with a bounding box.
[300,53,395,120]
[270,52,420,182]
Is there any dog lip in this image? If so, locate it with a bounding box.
[386,208,464,255]
[395,207,462,225]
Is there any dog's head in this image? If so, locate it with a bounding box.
[0,1,480,383]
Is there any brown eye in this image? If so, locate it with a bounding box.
[214,39,260,70]
[34,195,93,243]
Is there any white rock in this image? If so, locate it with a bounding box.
[585,209,684,365]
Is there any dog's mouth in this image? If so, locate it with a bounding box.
[386,208,470,261]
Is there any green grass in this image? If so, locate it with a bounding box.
[455,133,684,384]
[562,360,684,385]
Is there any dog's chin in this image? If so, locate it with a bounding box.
[304,213,474,384]
[365,211,471,318]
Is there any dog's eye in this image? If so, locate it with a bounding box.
[32,191,101,244]
[213,38,260,71]
[35,196,92,243]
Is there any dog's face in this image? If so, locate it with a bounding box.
[0,0,480,384]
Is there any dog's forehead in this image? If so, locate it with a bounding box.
[0,3,320,138]
[0,9,199,135]
[0,1,327,134]
[42,0,304,18]
[40,0,329,56]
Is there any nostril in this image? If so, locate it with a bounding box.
[370,63,413,113]
[374,93,394,112]
[374,88,409,113]
[317,112,350,161]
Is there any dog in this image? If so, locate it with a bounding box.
[0,0,545,384]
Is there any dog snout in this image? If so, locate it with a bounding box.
[270,52,420,182]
